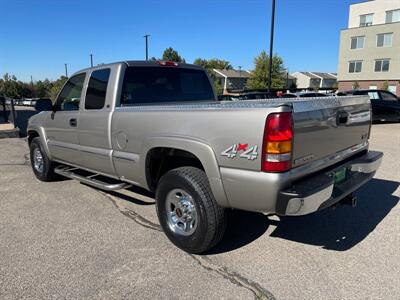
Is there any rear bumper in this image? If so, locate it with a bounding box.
[277,151,383,216]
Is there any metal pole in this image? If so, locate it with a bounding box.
[90,54,93,67]
[286,70,289,89]
[1,98,6,122]
[64,63,68,78]
[268,0,276,91]
[143,34,150,60]
[10,99,17,128]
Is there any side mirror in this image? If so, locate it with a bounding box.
[35,99,53,112]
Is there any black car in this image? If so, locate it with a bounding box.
[338,89,400,122]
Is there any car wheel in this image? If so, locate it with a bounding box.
[30,137,58,181]
[156,167,227,254]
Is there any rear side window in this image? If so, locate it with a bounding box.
[380,91,397,101]
[120,67,214,105]
[85,69,111,110]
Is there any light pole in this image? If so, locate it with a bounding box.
[143,34,150,60]
[90,54,93,67]
[268,0,276,91]
[64,63,68,78]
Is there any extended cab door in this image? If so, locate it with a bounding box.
[45,73,86,165]
[77,67,116,175]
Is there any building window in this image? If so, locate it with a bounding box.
[374,59,390,72]
[386,9,400,23]
[377,33,393,47]
[350,36,365,49]
[360,14,373,27]
[349,61,362,73]
[369,86,377,90]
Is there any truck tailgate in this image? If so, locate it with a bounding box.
[292,96,371,168]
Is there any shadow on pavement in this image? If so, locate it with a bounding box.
[207,178,398,254]
[107,185,156,206]
[270,178,399,251]
[205,210,270,254]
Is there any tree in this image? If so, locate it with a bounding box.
[193,58,232,71]
[49,76,68,101]
[380,81,389,91]
[193,58,232,93]
[35,79,53,98]
[161,47,185,63]
[247,51,286,90]
[352,81,360,90]
[0,73,23,99]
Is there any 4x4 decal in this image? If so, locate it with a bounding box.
[221,144,258,160]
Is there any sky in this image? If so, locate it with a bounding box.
[0,0,361,82]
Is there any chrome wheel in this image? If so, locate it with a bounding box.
[165,189,198,236]
[33,147,44,173]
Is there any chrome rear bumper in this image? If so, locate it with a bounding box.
[277,151,383,216]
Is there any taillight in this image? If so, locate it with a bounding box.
[158,60,178,67]
[262,112,293,172]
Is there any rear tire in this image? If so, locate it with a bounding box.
[156,167,227,254]
[30,137,58,182]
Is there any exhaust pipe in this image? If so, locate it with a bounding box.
[341,193,358,208]
[333,193,358,209]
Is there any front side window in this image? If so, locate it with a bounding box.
[377,33,393,47]
[56,73,86,111]
[85,69,111,110]
[380,91,398,101]
[349,61,362,73]
[360,14,373,27]
[375,59,390,72]
[386,9,400,23]
[120,66,214,105]
[351,36,365,49]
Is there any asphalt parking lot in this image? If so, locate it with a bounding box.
[0,123,399,299]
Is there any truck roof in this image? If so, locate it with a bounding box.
[72,60,203,76]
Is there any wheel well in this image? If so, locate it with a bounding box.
[27,130,40,145]
[146,148,204,192]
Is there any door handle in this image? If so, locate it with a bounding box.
[69,118,77,127]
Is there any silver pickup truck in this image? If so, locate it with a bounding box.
[28,60,383,253]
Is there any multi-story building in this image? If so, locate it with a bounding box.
[338,0,400,95]
[213,69,251,93]
[291,72,338,90]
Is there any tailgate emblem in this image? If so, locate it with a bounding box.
[221,144,258,160]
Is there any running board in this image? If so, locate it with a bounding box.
[54,166,131,191]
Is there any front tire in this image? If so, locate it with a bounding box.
[29,137,58,182]
[156,167,227,254]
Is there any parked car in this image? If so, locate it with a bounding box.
[295,92,330,98]
[27,60,382,254]
[338,89,400,122]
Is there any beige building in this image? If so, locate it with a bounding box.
[291,72,337,90]
[338,0,400,95]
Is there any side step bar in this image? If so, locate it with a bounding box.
[54,166,131,191]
